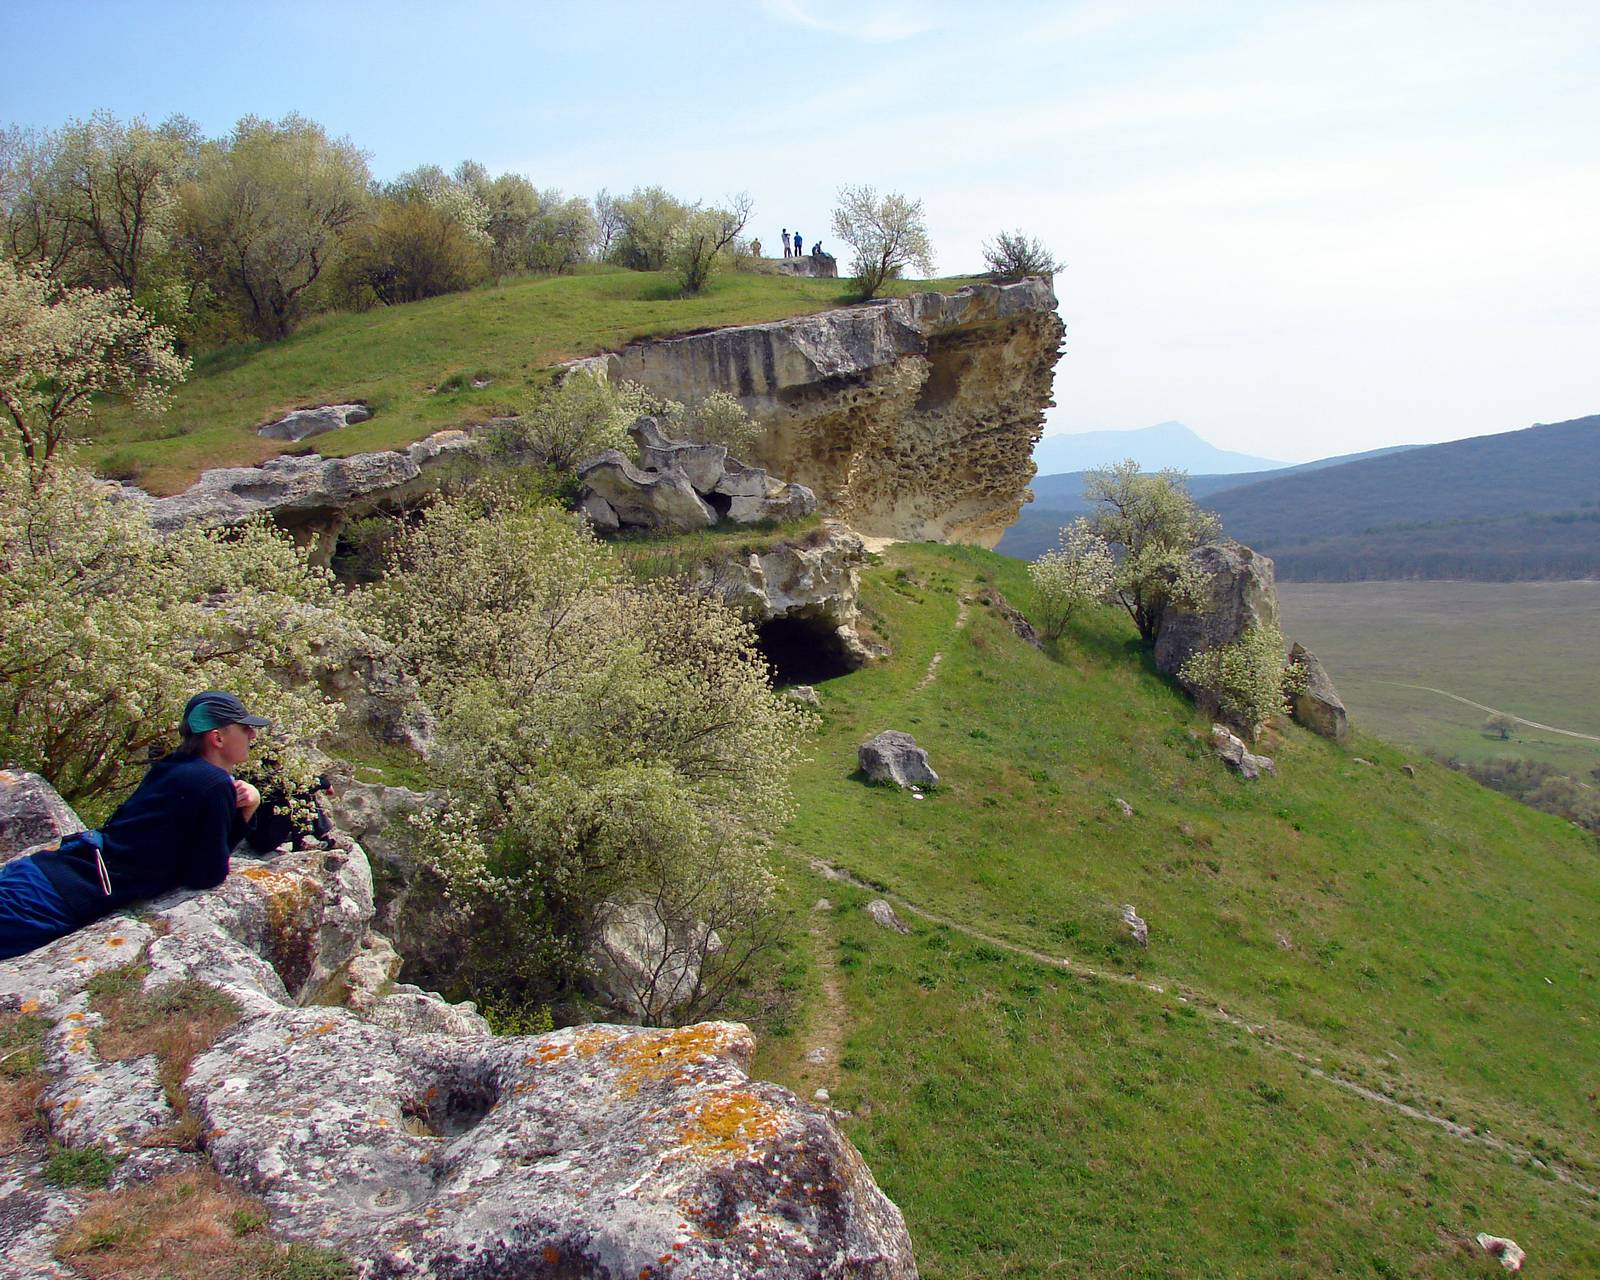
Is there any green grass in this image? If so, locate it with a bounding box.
[1278,580,1600,772]
[744,544,1600,1278]
[86,266,983,494]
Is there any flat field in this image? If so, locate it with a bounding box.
[1277,580,1600,771]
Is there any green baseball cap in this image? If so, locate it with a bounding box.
[182,691,272,734]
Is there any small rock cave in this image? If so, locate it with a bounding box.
[404,1062,502,1138]
[757,615,856,687]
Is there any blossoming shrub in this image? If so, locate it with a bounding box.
[362,488,808,1020]
[1027,517,1115,641]
[1177,621,1300,741]
[0,455,362,817]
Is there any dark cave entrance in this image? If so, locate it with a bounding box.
[756,615,857,687]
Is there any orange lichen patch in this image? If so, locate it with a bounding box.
[67,1011,86,1021]
[107,937,125,947]
[60,1097,83,1115]
[313,1022,337,1036]
[19,1000,40,1014]
[675,1088,786,1160]
[542,1245,561,1265]
[606,1025,741,1098]
[524,1040,574,1067]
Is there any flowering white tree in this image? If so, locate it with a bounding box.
[1179,622,1300,740]
[1028,517,1115,640]
[363,491,808,1017]
[830,185,934,299]
[0,260,189,471]
[0,454,365,814]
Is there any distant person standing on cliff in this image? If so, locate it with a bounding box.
[793,232,803,256]
[751,238,762,258]
[782,229,792,257]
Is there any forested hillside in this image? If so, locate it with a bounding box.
[1006,416,1599,579]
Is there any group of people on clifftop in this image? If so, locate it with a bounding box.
[748,229,827,262]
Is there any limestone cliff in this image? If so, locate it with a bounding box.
[572,278,1064,547]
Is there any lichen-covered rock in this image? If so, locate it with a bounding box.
[574,278,1062,547]
[188,1016,916,1279]
[1210,724,1276,781]
[1285,641,1350,742]
[577,449,717,533]
[1154,542,1280,680]
[859,731,939,788]
[0,776,918,1279]
[0,769,85,863]
[257,402,372,442]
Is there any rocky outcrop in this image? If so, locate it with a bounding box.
[257,402,372,442]
[1285,642,1351,742]
[570,279,1063,547]
[577,418,819,535]
[859,731,939,789]
[123,427,484,565]
[775,253,838,279]
[689,520,871,671]
[1,782,916,1279]
[1153,542,1280,679]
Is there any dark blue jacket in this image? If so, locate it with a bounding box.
[33,754,246,920]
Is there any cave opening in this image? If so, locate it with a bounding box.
[756,615,856,687]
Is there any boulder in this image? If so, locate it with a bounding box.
[1476,1234,1526,1272]
[1210,724,1276,781]
[865,899,910,934]
[577,450,716,533]
[0,769,85,862]
[577,488,621,534]
[589,899,723,1023]
[256,402,372,442]
[1120,904,1149,947]
[728,477,818,525]
[784,685,821,707]
[1285,642,1350,742]
[859,731,939,788]
[630,416,729,492]
[1154,542,1280,680]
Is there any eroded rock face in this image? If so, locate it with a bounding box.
[0,779,918,1280]
[689,520,871,672]
[571,279,1063,547]
[1154,542,1280,680]
[578,449,717,533]
[1286,642,1350,742]
[124,427,482,566]
[257,403,372,442]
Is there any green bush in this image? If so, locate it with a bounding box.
[1178,622,1296,739]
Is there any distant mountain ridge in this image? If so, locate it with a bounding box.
[1003,416,1600,580]
[1032,421,1285,476]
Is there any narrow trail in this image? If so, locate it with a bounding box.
[806,857,1600,1201]
[796,898,847,1099]
[915,596,970,692]
[1378,682,1600,743]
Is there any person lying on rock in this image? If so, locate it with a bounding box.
[0,690,270,960]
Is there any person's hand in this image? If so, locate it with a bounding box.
[233,779,261,821]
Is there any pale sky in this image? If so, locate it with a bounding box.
[3,1,1597,461]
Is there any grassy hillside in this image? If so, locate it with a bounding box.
[737,543,1600,1278]
[88,266,982,495]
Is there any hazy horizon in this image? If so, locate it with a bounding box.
[4,1,1597,464]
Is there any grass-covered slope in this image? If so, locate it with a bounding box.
[89,266,981,495]
[747,542,1600,1278]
